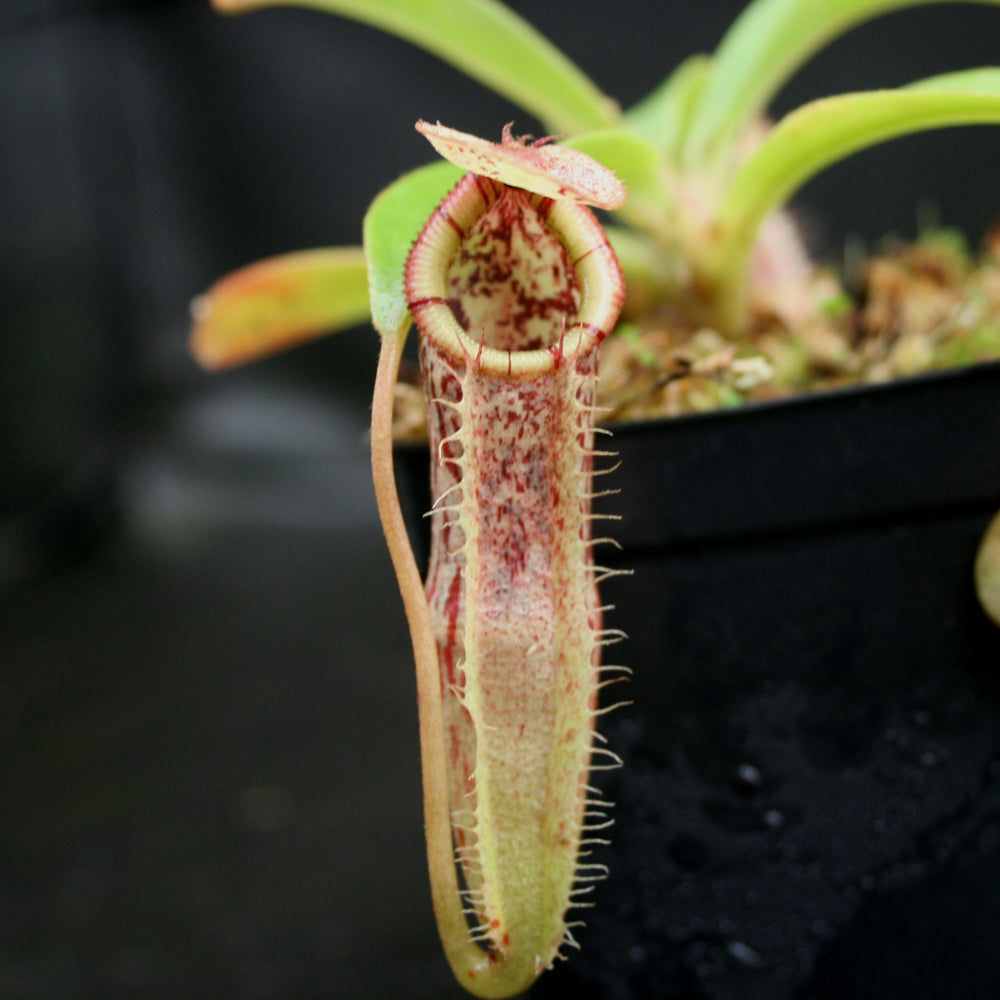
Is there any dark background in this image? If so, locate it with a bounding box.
[3,1,1000,998]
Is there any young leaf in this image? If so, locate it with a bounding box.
[189,247,369,369]
[213,0,618,135]
[624,54,712,158]
[362,159,463,339]
[682,0,1000,167]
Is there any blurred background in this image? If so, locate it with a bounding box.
[3,1,1000,997]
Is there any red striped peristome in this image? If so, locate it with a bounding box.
[404,169,626,992]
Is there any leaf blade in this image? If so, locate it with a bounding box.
[624,54,712,157]
[906,67,1000,95]
[709,84,1000,327]
[683,0,1000,167]
[362,159,463,338]
[190,246,370,369]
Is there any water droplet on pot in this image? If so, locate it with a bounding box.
[726,939,764,968]
[734,762,762,794]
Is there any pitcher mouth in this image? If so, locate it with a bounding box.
[405,172,624,378]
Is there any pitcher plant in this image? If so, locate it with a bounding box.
[191,0,1000,994]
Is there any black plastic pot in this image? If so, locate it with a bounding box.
[394,361,1000,1000]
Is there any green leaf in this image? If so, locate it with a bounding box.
[624,54,712,158]
[708,84,1000,327]
[975,508,1000,627]
[190,247,370,369]
[682,0,1000,167]
[214,0,618,135]
[362,159,462,338]
[906,67,1000,95]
